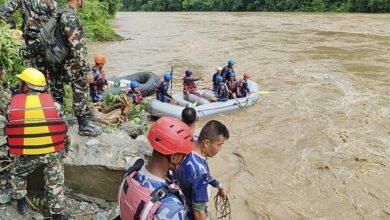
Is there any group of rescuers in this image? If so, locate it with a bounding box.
[0,0,233,220]
[88,58,252,106]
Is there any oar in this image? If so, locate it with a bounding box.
[258,91,270,94]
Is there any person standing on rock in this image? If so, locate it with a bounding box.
[174,120,230,220]
[0,0,59,70]
[118,117,194,220]
[51,0,101,137]
[4,68,70,220]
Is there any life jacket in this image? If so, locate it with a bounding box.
[91,68,107,91]
[182,76,196,91]
[156,80,168,95]
[128,90,143,105]
[227,80,236,91]
[216,83,229,99]
[118,159,186,220]
[5,93,67,155]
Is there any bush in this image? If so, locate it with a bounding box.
[0,27,24,85]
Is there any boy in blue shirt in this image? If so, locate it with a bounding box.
[174,120,230,220]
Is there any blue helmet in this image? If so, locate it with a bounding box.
[164,73,172,81]
[185,69,192,76]
[229,72,236,77]
[228,59,235,66]
[130,80,139,89]
[216,76,223,82]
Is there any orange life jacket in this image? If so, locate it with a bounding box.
[5,93,68,155]
[182,76,196,90]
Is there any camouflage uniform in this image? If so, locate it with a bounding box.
[0,0,59,71]
[49,4,90,117]
[7,92,69,214]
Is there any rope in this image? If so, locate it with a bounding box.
[213,194,232,220]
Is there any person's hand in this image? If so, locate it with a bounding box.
[86,72,94,83]
[217,186,229,200]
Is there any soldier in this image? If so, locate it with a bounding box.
[0,0,59,70]
[51,0,101,136]
[4,68,69,220]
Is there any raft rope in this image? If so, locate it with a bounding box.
[214,194,232,220]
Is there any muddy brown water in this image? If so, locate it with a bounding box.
[89,12,390,219]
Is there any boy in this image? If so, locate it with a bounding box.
[174,120,230,220]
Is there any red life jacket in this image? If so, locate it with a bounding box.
[128,91,144,104]
[227,80,236,91]
[118,159,186,220]
[5,93,67,155]
[92,68,107,91]
[182,76,196,90]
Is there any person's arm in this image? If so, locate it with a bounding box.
[61,11,90,76]
[0,0,20,22]
[193,209,207,220]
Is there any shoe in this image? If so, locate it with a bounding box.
[77,115,102,137]
[16,198,30,215]
[52,213,70,220]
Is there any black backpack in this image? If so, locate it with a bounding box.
[37,9,73,67]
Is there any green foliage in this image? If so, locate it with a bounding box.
[0,28,24,85]
[120,0,390,12]
[128,101,150,134]
[63,85,74,115]
[57,0,122,41]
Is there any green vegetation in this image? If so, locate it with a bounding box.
[121,0,390,12]
[59,0,122,41]
[0,28,23,85]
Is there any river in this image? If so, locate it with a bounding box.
[89,12,390,219]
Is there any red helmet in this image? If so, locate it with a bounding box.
[243,72,250,79]
[147,117,193,155]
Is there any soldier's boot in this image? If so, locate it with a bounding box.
[85,106,95,120]
[16,198,30,215]
[52,213,70,220]
[77,115,102,137]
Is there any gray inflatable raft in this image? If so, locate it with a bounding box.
[148,80,260,119]
[107,72,160,96]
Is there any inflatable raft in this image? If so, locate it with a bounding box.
[107,72,160,96]
[148,80,259,119]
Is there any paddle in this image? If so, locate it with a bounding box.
[258,91,270,94]
[170,65,173,97]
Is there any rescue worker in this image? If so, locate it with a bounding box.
[236,72,251,98]
[51,0,101,137]
[118,117,193,220]
[182,69,202,100]
[174,120,229,220]
[215,76,229,102]
[226,72,237,99]
[89,55,107,103]
[156,73,173,103]
[127,81,143,105]
[212,67,223,91]
[0,0,59,69]
[5,68,69,219]
[221,59,236,81]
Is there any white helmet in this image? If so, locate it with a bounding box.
[217,67,222,71]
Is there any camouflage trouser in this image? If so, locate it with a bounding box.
[10,151,65,214]
[49,71,88,117]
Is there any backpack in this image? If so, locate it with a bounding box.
[37,8,73,67]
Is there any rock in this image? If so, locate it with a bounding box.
[96,211,107,220]
[31,212,44,220]
[119,122,144,139]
